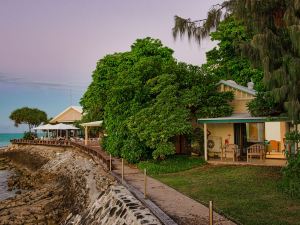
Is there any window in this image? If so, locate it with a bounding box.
[246,123,265,142]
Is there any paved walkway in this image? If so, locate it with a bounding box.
[112,158,235,225]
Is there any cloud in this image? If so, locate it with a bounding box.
[0,72,89,92]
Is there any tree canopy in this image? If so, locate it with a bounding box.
[9,107,48,132]
[81,37,233,162]
[202,15,284,116]
[173,0,300,121]
[203,16,263,90]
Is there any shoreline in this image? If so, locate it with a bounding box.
[0,156,18,201]
[0,145,162,225]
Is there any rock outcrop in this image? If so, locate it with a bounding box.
[0,145,161,225]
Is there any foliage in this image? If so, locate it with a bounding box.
[173,0,300,122]
[156,165,300,225]
[137,155,206,175]
[189,127,204,155]
[172,2,232,44]
[278,130,300,199]
[285,130,300,145]
[81,37,233,163]
[203,15,284,117]
[281,152,300,199]
[204,16,264,89]
[234,0,300,123]
[23,131,37,140]
[9,107,47,132]
[247,92,284,116]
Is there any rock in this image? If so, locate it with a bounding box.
[0,145,161,225]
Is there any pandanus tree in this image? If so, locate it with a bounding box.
[173,0,300,122]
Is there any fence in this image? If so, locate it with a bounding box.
[11,139,71,146]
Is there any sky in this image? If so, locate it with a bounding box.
[0,0,222,133]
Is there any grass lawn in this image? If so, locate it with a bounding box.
[152,164,300,225]
[137,155,206,175]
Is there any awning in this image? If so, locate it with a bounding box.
[33,124,54,130]
[80,121,103,127]
[197,114,289,124]
[51,123,79,130]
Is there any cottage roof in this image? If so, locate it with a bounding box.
[217,80,257,96]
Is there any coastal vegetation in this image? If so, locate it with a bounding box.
[154,165,300,225]
[9,107,47,134]
[81,37,233,163]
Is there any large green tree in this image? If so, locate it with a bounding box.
[204,16,263,90]
[9,107,48,132]
[203,15,284,116]
[173,0,300,122]
[81,37,233,162]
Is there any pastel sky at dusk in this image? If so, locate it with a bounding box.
[0,0,222,133]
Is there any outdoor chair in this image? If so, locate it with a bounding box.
[267,140,281,153]
[247,144,265,162]
[223,144,240,162]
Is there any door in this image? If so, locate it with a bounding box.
[234,123,247,156]
[175,135,191,154]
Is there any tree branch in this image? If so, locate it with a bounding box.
[172,1,232,44]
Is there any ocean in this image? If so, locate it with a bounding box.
[0,133,23,147]
[0,170,17,201]
[0,136,20,201]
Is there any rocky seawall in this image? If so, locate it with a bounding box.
[0,145,161,225]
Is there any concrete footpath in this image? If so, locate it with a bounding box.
[112,158,236,225]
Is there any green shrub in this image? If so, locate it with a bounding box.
[281,152,300,199]
[138,155,206,175]
[281,130,300,199]
[23,132,37,140]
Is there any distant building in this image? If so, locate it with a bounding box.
[49,106,83,124]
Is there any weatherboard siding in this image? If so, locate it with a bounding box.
[218,84,255,114]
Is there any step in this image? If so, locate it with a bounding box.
[265,153,286,159]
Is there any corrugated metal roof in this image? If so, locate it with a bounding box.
[218,80,257,95]
[198,113,288,124]
[81,121,103,127]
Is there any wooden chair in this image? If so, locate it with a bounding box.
[267,140,281,153]
[223,144,240,162]
[247,144,265,162]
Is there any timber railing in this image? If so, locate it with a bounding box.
[10,139,111,170]
[11,139,72,146]
[70,141,111,170]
